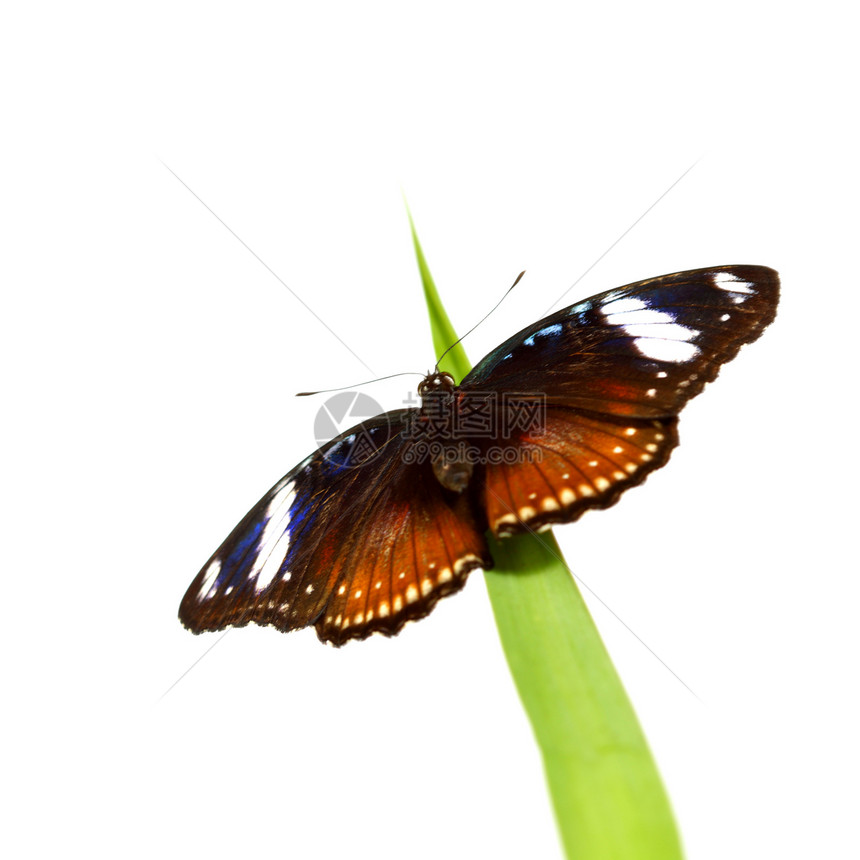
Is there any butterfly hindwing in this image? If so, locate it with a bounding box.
[482,407,678,536]
[314,466,488,645]
[179,410,491,645]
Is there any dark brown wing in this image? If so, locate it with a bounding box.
[458,265,779,536]
[179,410,490,646]
[462,265,779,418]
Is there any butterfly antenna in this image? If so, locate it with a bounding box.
[296,372,425,397]
[435,270,525,371]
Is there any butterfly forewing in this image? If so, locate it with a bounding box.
[461,265,779,418]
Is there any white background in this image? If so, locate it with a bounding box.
[3,2,858,858]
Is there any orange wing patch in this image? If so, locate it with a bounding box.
[485,407,678,537]
[314,484,488,646]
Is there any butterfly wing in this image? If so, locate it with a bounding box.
[481,407,678,535]
[462,265,779,417]
[179,410,490,645]
[459,265,779,535]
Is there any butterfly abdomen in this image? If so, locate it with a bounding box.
[431,444,475,493]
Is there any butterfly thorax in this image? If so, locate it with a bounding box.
[417,370,456,397]
[415,371,474,494]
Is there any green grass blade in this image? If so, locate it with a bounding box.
[406,207,471,381]
[408,212,684,860]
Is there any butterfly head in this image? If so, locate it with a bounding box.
[417,371,456,398]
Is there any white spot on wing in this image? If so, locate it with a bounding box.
[198,559,221,601]
[251,480,297,594]
[606,306,699,361]
[494,513,517,529]
[454,552,481,582]
[604,303,676,327]
[601,296,645,314]
[633,338,701,363]
[253,530,293,594]
[713,271,754,293]
[623,323,697,341]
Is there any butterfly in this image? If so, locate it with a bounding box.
[180,265,779,646]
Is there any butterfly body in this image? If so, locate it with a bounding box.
[411,370,475,492]
[180,265,779,645]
